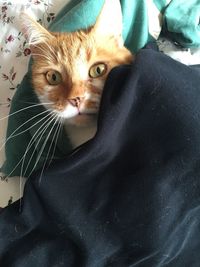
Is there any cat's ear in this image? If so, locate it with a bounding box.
[92,0,124,46]
[20,13,54,46]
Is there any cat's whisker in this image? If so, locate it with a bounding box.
[17,100,53,106]
[18,112,55,212]
[48,116,63,167]
[27,114,58,180]
[47,116,63,168]
[8,109,50,138]
[3,111,54,212]
[3,111,55,179]
[0,109,50,151]
[0,102,52,122]
[18,113,56,209]
[38,116,61,183]
[4,157,24,181]
[20,112,56,178]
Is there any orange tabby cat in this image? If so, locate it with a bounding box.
[21,0,133,148]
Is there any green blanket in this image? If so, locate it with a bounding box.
[1,0,200,177]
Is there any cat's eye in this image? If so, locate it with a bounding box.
[46,70,62,85]
[89,63,107,78]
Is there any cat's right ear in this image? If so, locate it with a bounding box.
[92,0,124,47]
[20,13,54,46]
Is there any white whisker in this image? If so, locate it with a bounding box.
[38,116,61,183]
[0,102,52,122]
[48,117,63,167]
[27,114,58,180]
[17,112,53,212]
[0,109,50,151]
[18,112,56,211]
[20,112,56,178]
[3,111,54,179]
[17,100,49,105]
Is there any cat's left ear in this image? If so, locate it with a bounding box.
[92,0,124,47]
[20,13,54,46]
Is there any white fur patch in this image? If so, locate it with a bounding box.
[76,59,88,81]
[59,105,79,119]
[36,93,53,110]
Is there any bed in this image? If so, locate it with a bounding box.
[0,0,200,266]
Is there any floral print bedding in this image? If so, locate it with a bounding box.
[0,0,70,208]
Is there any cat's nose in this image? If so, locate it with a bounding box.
[68,97,81,108]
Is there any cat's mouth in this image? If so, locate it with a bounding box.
[54,105,97,124]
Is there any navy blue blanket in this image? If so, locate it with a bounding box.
[0,48,200,266]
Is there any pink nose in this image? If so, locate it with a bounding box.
[68,97,81,108]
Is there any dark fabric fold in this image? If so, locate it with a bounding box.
[0,48,200,266]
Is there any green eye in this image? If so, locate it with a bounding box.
[89,63,107,78]
[46,70,62,85]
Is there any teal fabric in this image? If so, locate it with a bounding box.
[121,0,149,53]
[153,0,166,11]
[2,0,199,177]
[50,0,163,53]
[163,0,200,47]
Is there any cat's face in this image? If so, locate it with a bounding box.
[21,1,133,127]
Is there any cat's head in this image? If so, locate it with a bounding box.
[21,0,133,127]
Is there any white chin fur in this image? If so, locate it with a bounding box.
[57,105,79,119]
